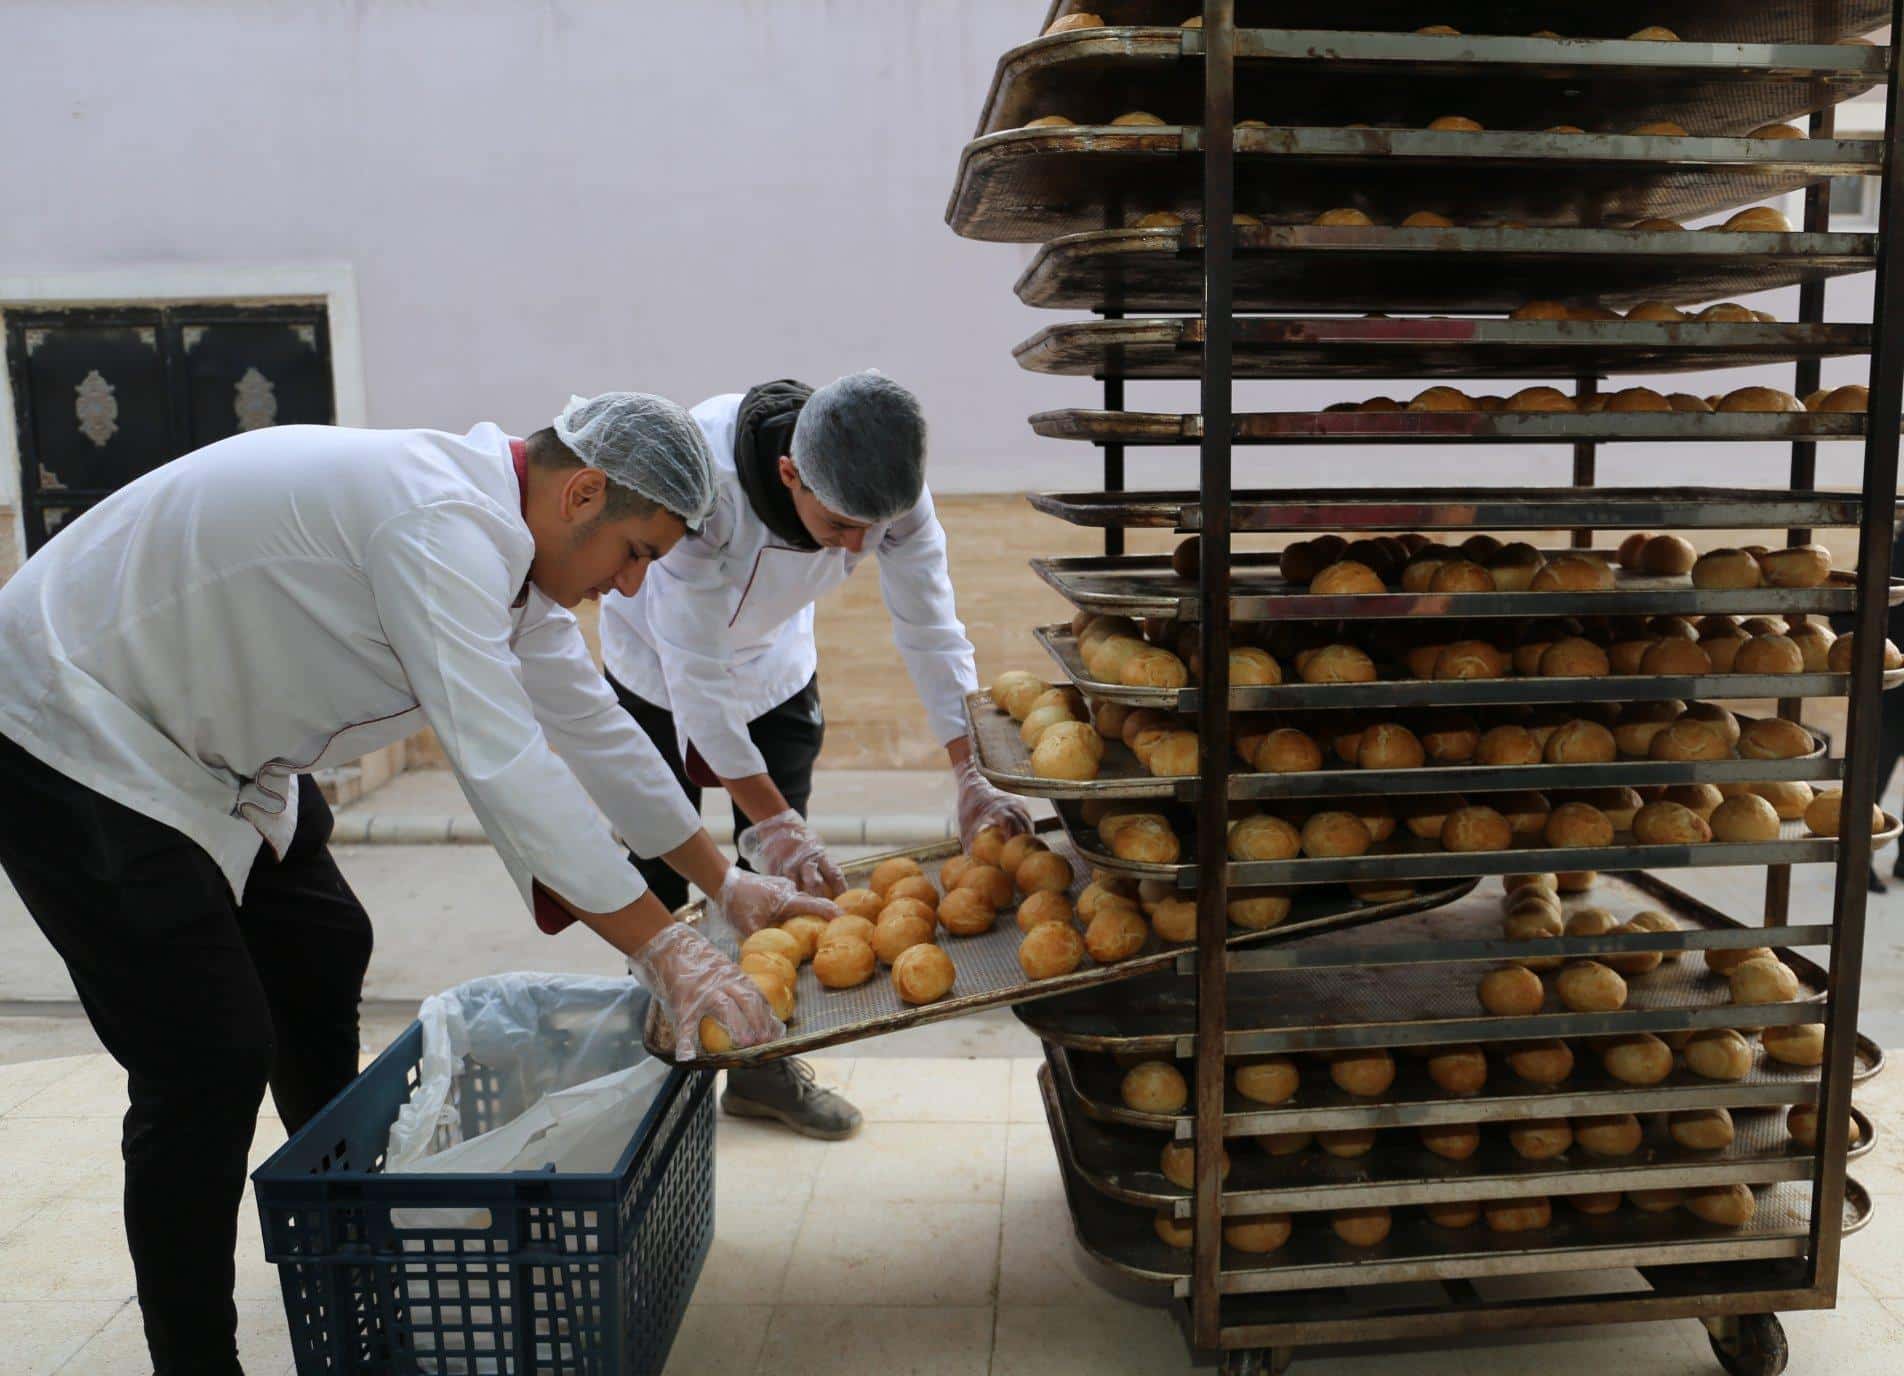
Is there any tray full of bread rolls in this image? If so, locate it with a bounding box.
[643,826,1473,1069]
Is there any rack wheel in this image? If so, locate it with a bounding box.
[1221,1349,1292,1376]
[1704,1314,1788,1376]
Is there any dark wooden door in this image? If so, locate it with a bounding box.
[7,302,334,552]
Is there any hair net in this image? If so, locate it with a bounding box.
[552,392,717,525]
[790,372,927,523]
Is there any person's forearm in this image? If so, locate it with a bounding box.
[550,887,675,959]
[946,734,974,769]
[661,829,734,900]
[720,772,794,829]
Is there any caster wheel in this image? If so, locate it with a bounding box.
[1221,1349,1292,1376]
[1707,1313,1788,1376]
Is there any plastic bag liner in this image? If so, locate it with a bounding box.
[384,972,668,1229]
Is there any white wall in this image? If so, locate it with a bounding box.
[0,1,1887,494]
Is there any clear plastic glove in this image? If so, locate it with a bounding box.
[953,756,1033,853]
[738,809,846,898]
[628,922,783,1061]
[709,863,840,938]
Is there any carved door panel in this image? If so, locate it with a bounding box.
[174,310,333,450]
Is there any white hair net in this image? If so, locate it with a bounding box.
[552,392,717,525]
[790,372,927,523]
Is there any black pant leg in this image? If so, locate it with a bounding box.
[607,673,699,912]
[729,675,827,855]
[0,734,267,1376]
[235,777,375,1133]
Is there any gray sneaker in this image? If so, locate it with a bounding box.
[721,1058,862,1140]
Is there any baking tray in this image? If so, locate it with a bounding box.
[947,125,1877,242]
[1015,225,1875,313]
[1040,1067,1874,1297]
[1026,485,1866,531]
[1054,794,1903,886]
[1017,870,1842,1055]
[1041,1049,1874,1217]
[1030,408,1877,445]
[641,829,1474,1068]
[1031,624,1904,713]
[978,28,1882,139]
[1031,552,1898,622]
[1031,2,1889,46]
[968,689,1838,802]
[1013,317,1872,380]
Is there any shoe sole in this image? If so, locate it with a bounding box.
[721,1095,862,1140]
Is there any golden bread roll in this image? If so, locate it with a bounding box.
[1504,385,1574,411]
[1691,548,1761,589]
[1697,302,1756,322]
[1758,543,1832,588]
[1110,110,1167,127]
[1428,558,1496,593]
[1426,1201,1481,1228]
[1330,1049,1396,1097]
[1724,206,1794,232]
[1532,555,1616,593]
[1737,716,1811,761]
[1479,965,1546,1015]
[1613,700,1685,756]
[1016,849,1075,896]
[1649,718,1731,761]
[1024,114,1077,130]
[1250,727,1322,774]
[1357,722,1425,770]
[1569,1192,1623,1215]
[1706,944,1773,977]
[1729,954,1800,1004]
[953,863,1015,909]
[1625,300,1688,321]
[1407,384,1478,412]
[1607,386,1672,413]
[1332,1207,1393,1247]
[1603,1033,1674,1085]
[1788,622,1835,672]
[1228,813,1301,862]
[1507,1040,1574,1085]
[1561,906,1616,937]
[740,928,803,969]
[1632,800,1714,845]
[742,949,798,991]
[1476,725,1543,766]
[813,937,877,989]
[1485,1198,1553,1234]
[1804,789,1886,837]
[1508,1118,1573,1160]
[1609,638,1656,675]
[872,907,937,965]
[1109,815,1182,865]
[1718,385,1803,412]
[1545,719,1618,764]
[1159,1139,1230,1191]
[1018,923,1085,980]
[870,857,926,896]
[1761,1023,1825,1066]
[1436,640,1510,680]
[1545,801,1614,848]
[1670,1108,1735,1151]
[1121,649,1190,690]
[1511,300,1572,320]
[1401,794,1466,840]
[1224,1214,1293,1254]
[1554,870,1597,892]
[1748,122,1803,139]
[991,670,1048,719]
[883,876,938,915]
[1820,383,1870,412]
[1486,542,1547,590]
[1426,1046,1488,1095]
[1630,1188,1684,1214]
[1788,1103,1862,1149]
[1314,207,1375,226]
[1301,811,1372,858]
[938,888,997,937]
[892,943,955,1005]
[1616,532,1651,568]
[1401,210,1456,227]
[1428,114,1484,131]
[823,914,879,950]
[1016,889,1076,933]
[1624,908,1683,957]
[1540,639,1613,680]
[1301,643,1378,683]
[1632,216,1685,230]
[1636,532,1697,575]
[1083,906,1148,963]
[1556,960,1627,1012]
[1229,891,1293,930]
[1121,1060,1189,1113]
[1684,1184,1756,1227]
[1442,805,1513,852]
[1229,646,1282,686]
[1709,794,1782,842]
[1234,1056,1301,1105]
[1148,897,1197,944]
[1256,1131,1312,1156]
[1421,713,1482,763]
[1828,632,1904,671]
[1684,1028,1755,1080]
[1043,12,1103,34]
[1575,1114,1643,1157]
[1421,1124,1481,1161]
[1153,1211,1192,1249]
[1669,392,1713,412]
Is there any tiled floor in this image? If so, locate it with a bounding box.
[0,1053,1899,1375]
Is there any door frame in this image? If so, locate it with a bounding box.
[0,262,367,575]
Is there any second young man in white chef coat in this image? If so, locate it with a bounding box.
[599,372,1032,1137]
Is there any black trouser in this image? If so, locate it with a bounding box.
[608,672,825,912]
[0,733,373,1376]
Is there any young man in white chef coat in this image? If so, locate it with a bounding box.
[599,373,1032,1137]
[0,393,826,1376]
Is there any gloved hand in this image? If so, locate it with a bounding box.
[629,922,784,1061]
[953,755,1033,853]
[709,862,840,938]
[738,809,846,898]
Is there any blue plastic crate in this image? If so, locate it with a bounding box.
[252,1019,715,1375]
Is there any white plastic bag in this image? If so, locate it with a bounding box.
[384,973,669,1226]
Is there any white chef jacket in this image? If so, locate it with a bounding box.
[0,422,700,914]
[598,392,978,780]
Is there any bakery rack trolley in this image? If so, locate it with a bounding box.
[947,1,1904,1371]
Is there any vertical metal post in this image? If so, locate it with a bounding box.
[1104,358,1126,558]
[1768,108,1838,929]
[1191,0,1235,1352]
[1808,3,1904,1295]
[1570,374,1597,548]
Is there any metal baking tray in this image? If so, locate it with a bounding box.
[1026,485,1865,532]
[1031,408,1877,445]
[641,828,1474,1068]
[1013,317,1872,380]
[1031,552,1897,621]
[968,689,1837,802]
[1039,1068,1874,1297]
[1031,2,1889,47]
[1053,794,1903,886]
[1015,225,1875,313]
[978,28,1882,139]
[1041,1049,1874,1218]
[1031,624,1904,713]
[947,125,1877,242]
[1017,870,1842,1057]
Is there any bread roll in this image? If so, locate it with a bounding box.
[1684,1028,1755,1081]
[1761,1022,1825,1067]
[824,916,880,954]
[1507,1040,1574,1086]
[813,936,877,989]
[1788,1103,1862,1150]
[1532,556,1616,593]
[1234,1056,1300,1105]
[1719,385,1804,412]
[1691,548,1762,590]
[1426,558,1495,593]
[1626,300,1688,322]
[1301,643,1377,683]
[1495,791,1554,838]
[1148,897,1197,944]
[1018,890,1077,933]
[1828,632,1904,672]
[1684,1184,1757,1227]
[1569,1192,1624,1215]
[1730,954,1800,1005]
[1332,1207,1393,1247]
[1224,1214,1293,1254]
[1629,1187,1685,1215]
[1504,385,1574,412]
[1409,385,1477,412]
[1357,722,1425,770]
[1632,800,1714,845]
[1787,622,1835,672]
[1649,718,1731,761]
[1804,789,1886,837]
[1545,719,1617,764]
[1545,802,1614,848]
[1479,965,1545,1015]
[1228,813,1301,862]
[1427,113,1484,130]
[1476,725,1543,766]
[1710,794,1782,843]
[1425,1201,1481,1229]
[1758,544,1832,588]
[1043,12,1103,34]
[1442,805,1513,852]
[1421,1123,1481,1161]
[1608,386,1672,413]
[1110,110,1168,127]
[1639,638,1712,675]
[1485,1198,1553,1234]
[1421,713,1482,763]
[1669,392,1713,412]
[1121,1060,1189,1113]
[1670,1108,1736,1151]
[1401,209,1455,227]
[1301,811,1372,858]
[892,943,955,1005]
[1820,383,1870,412]
[1539,637,1612,677]
[1557,960,1627,1012]
[1109,815,1181,864]
[1603,1033,1674,1085]
[1328,1049,1396,1098]
[1032,726,1101,782]
[1706,945,1773,978]
[1509,1118,1573,1160]
[1436,640,1509,680]
[1401,794,1467,840]
[1422,1046,1487,1096]
[1229,891,1293,930]
[1724,205,1794,232]
[1311,560,1387,595]
[1511,300,1571,321]
[1563,907,1618,937]
[1314,207,1375,227]
[1158,1139,1231,1192]
[938,888,997,938]
[1575,1114,1643,1157]
[954,864,1015,909]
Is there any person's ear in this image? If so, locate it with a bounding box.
[777,455,800,492]
[563,467,609,523]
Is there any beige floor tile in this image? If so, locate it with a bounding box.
[991,1303,1190,1375]
[661,1302,772,1376]
[0,1119,120,1199]
[0,1199,136,1300]
[846,1059,1012,1124]
[55,1298,292,1375]
[0,1058,94,1119]
[1297,1343,1484,1376]
[1003,1121,1064,1202]
[779,1199,1001,1307]
[1780,1297,1904,1374]
[997,1187,1128,1309]
[7,1057,127,1119]
[0,1192,52,1244]
[1842,1190,1904,1299]
[711,1115,830,1206]
[811,1122,1008,1206]
[755,1304,993,1375]
[0,1299,126,1375]
[1440,1320,1706,1376]
[1006,1057,1045,1125]
[696,1190,807,1307]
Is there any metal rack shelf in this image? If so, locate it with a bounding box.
[1025,486,1866,531]
[1030,625,1904,713]
[1031,408,1879,445]
[1016,225,1876,313]
[978,29,1883,139]
[1014,317,1872,380]
[948,126,1877,242]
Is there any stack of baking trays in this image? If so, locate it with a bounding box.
[946,2,1903,1372]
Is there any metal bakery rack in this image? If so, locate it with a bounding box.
[947,2,1902,1372]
